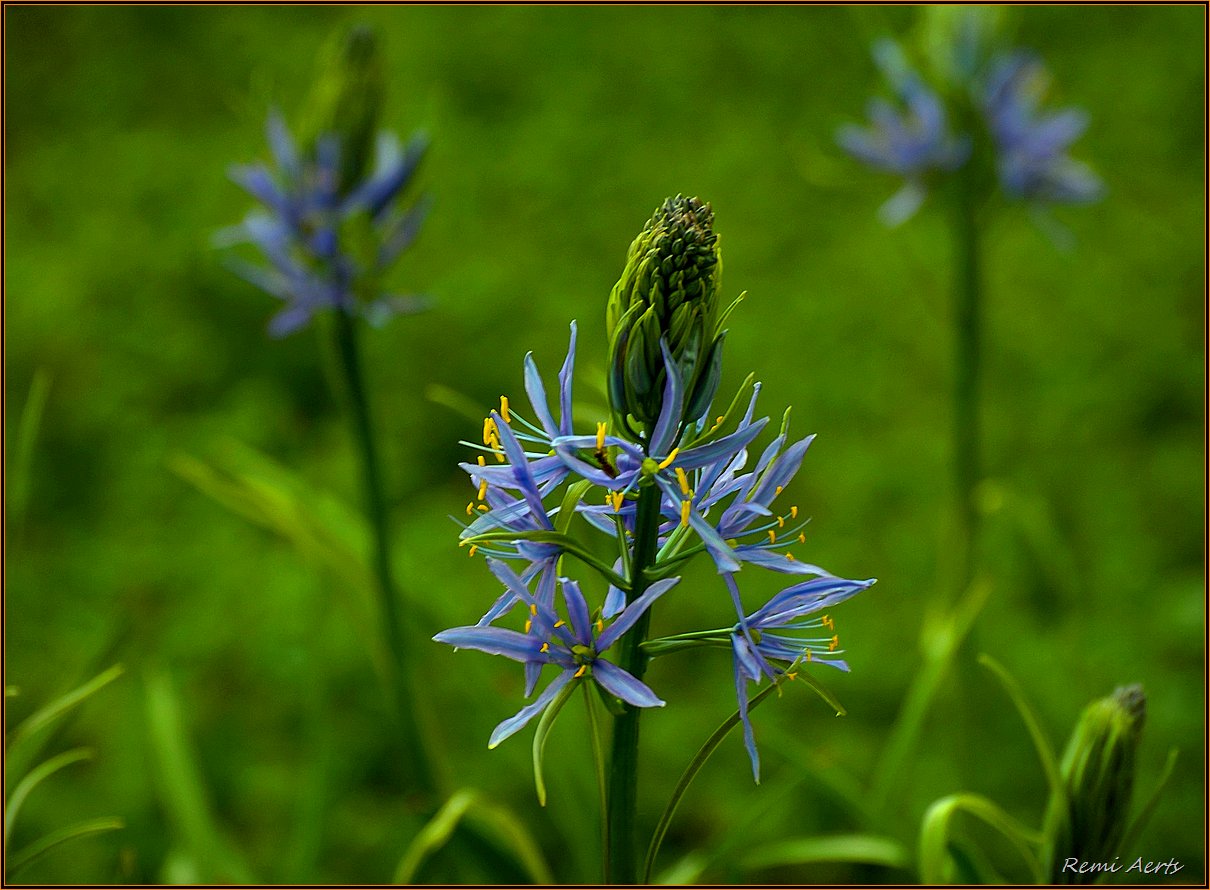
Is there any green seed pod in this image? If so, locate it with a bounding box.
[606,195,728,440]
[299,25,385,192]
[1044,685,1146,883]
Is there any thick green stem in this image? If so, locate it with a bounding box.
[333,309,434,796]
[950,166,982,599]
[605,483,662,884]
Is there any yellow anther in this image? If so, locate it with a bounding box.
[680,500,691,527]
[806,650,813,661]
[596,618,604,633]
[499,395,511,423]
[554,619,566,628]
[477,504,489,512]
[465,501,475,516]
[822,615,834,631]
[596,421,607,451]
[477,478,488,501]
[477,455,486,468]
[767,529,777,544]
[675,467,691,495]
[574,665,588,678]
[785,671,798,681]
[483,416,497,445]
[529,604,538,615]
[468,545,478,558]
[716,415,725,425]
[524,619,532,633]
[775,485,784,496]
[540,642,550,653]
[785,552,796,562]
[777,515,785,529]
[610,491,625,512]
[798,533,806,544]
[829,635,839,651]
[657,447,680,470]
[790,505,799,519]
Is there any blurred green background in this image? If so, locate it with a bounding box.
[5,5,1203,884]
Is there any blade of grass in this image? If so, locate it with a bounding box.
[741,833,911,874]
[6,817,124,876]
[4,748,93,852]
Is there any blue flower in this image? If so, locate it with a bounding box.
[837,39,970,225]
[983,54,1103,204]
[727,574,876,781]
[434,558,678,748]
[221,112,429,336]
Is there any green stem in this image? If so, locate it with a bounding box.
[605,483,662,884]
[950,165,983,600]
[333,309,434,796]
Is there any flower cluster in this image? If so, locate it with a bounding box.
[221,28,429,336]
[438,314,874,780]
[839,26,1102,223]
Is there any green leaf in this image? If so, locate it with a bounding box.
[741,834,910,873]
[4,748,93,852]
[143,668,255,884]
[5,664,123,787]
[1118,747,1179,855]
[978,654,1064,801]
[9,368,52,534]
[919,793,1043,884]
[555,479,594,536]
[644,663,835,882]
[393,789,554,885]
[531,677,581,806]
[871,576,990,814]
[7,817,125,876]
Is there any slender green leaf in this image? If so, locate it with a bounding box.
[143,668,255,884]
[4,748,93,851]
[871,577,990,814]
[7,817,124,876]
[644,663,837,883]
[393,789,554,885]
[741,833,910,873]
[555,479,594,536]
[919,792,1043,884]
[978,654,1063,800]
[1118,748,1179,855]
[581,682,608,870]
[532,678,581,806]
[6,664,123,786]
[10,368,52,533]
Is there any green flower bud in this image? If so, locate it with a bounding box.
[1044,685,1146,883]
[299,25,385,192]
[606,195,729,440]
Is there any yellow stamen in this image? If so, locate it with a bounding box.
[540,642,550,653]
[775,485,784,496]
[806,650,813,661]
[829,635,839,652]
[465,501,475,516]
[658,447,680,470]
[574,665,587,678]
[529,604,537,615]
[777,515,785,529]
[468,545,478,557]
[610,491,624,512]
[680,500,691,527]
[675,466,691,495]
[785,671,798,681]
[477,478,488,501]
[477,455,486,468]
[596,618,604,633]
[790,505,798,519]
[483,417,497,446]
[554,619,566,628]
[477,504,489,512]
[822,615,834,631]
[767,529,777,544]
[596,421,607,451]
[798,533,806,544]
[524,619,532,633]
[785,552,796,561]
[716,415,725,425]
[499,395,511,423]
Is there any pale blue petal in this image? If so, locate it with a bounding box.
[593,661,664,708]
[488,670,575,749]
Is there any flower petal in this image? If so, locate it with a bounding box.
[592,660,664,708]
[488,669,576,749]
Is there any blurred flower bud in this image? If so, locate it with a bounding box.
[606,195,727,439]
[1044,684,1146,883]
[299,25,385,193]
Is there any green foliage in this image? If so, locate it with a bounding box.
[4,5,1202,883]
